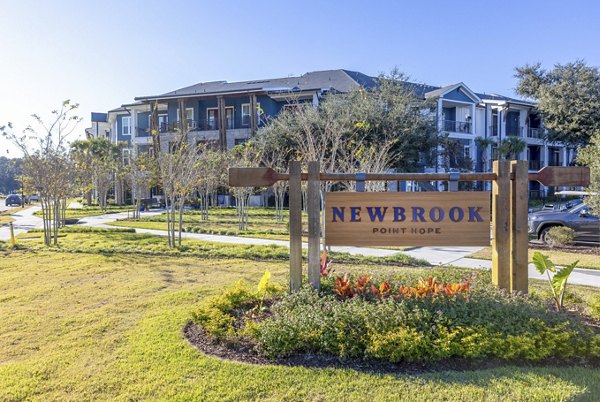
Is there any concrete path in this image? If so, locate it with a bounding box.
[2,207,599,288]
[0,206,43,240]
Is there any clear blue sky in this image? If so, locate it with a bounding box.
[1,0,599,156]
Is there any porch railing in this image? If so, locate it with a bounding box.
[443,120,471,133]
[527,127,542,138]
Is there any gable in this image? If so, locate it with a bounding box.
[443,88,476,103]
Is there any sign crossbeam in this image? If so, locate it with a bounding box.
[229,166,590,187]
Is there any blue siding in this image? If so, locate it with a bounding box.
[442,88,474,103]
[115,114,132,144]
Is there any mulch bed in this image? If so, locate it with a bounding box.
[183,321,600,374]
[529,243,600,256]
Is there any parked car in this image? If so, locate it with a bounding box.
[528,203,600,246]
[29,194,40,202]
[5,194,23,207]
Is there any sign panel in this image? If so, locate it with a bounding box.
[325,192,491,247]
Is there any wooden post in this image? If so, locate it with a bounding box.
[510,160,529,293]
[288,161,302,292]
[307,161,321,290]
[9,222,16,248]
[218,96,227,150]
[492,160,511,289]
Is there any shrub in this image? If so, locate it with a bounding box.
[192,272,283,341]
[546,226,576,247]
[251,285,598,362]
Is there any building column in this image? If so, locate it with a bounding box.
[131,109,137,141]
[249,94,258,136]
[561,147,568,166]
[470,103,476,134]
[218,96,226,150]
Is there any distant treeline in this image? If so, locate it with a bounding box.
[0,156,22,194]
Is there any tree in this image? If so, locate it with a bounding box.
[498,137,526,160]
[0,156,22,194]
[124,152,157,220]
[196,147,228,221]
[228,142,261,230]
[256,128,291,221]
[71,138,123,209]
[154,111,204,248]
[474,136,496,172]
[577,132,600,214]
[1,100,81,245]
[515,60,600,147]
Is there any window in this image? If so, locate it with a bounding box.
[122,116,131,135]
[241,102,261,126]
[241,104,250,126]
[122,148,131,165]
[464,145,471,159]
[226,107,234,129]
[234,138,248,146]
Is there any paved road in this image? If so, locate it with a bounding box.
[2,207,599,288]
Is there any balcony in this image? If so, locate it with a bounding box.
[506,126,524,137]
[442,120,471,134]
[527,127,542,138]
[136,127,151,137]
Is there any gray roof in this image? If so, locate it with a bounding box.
[135,69,378,101]
[132,68,534,107]
[475,92,536,106]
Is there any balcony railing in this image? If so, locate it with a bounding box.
[527,127,542,138]
[506,126,524,137]
[489,125,498,136]
[528,160,541,171]
[443,120,471,133]
[136,127,151,137]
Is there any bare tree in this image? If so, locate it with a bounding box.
[1,100,81,245]
[228,142,261,230]
[125,152,157,220]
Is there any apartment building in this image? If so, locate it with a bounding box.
[88,69,574,199]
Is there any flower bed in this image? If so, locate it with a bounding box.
[191,272,600,364]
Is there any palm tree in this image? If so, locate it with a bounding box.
[499,137,526,160]
[474,136,496,171]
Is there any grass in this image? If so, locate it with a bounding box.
[110,208,413,250]
[468,246,600,270]
[1,244,599,401]
[14,230,427,267]
[33,204,135,220]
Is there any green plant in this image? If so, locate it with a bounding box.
[546,226,576,247]
[532,251,578,311]
[252,285,597,362]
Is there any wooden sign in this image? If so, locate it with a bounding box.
[529,166,590,187]
[325,192,491,247]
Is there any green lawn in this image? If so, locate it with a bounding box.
[468,246,600,270]
[33,205,135,220]
[0,232,599,400]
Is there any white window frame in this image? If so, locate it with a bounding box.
[122,148,131,165]
[241,102,261,126]
[464,145,471,159]
[122,116,131,136]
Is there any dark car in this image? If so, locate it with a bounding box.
[528,203,600,246]
[5,194,23,207]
